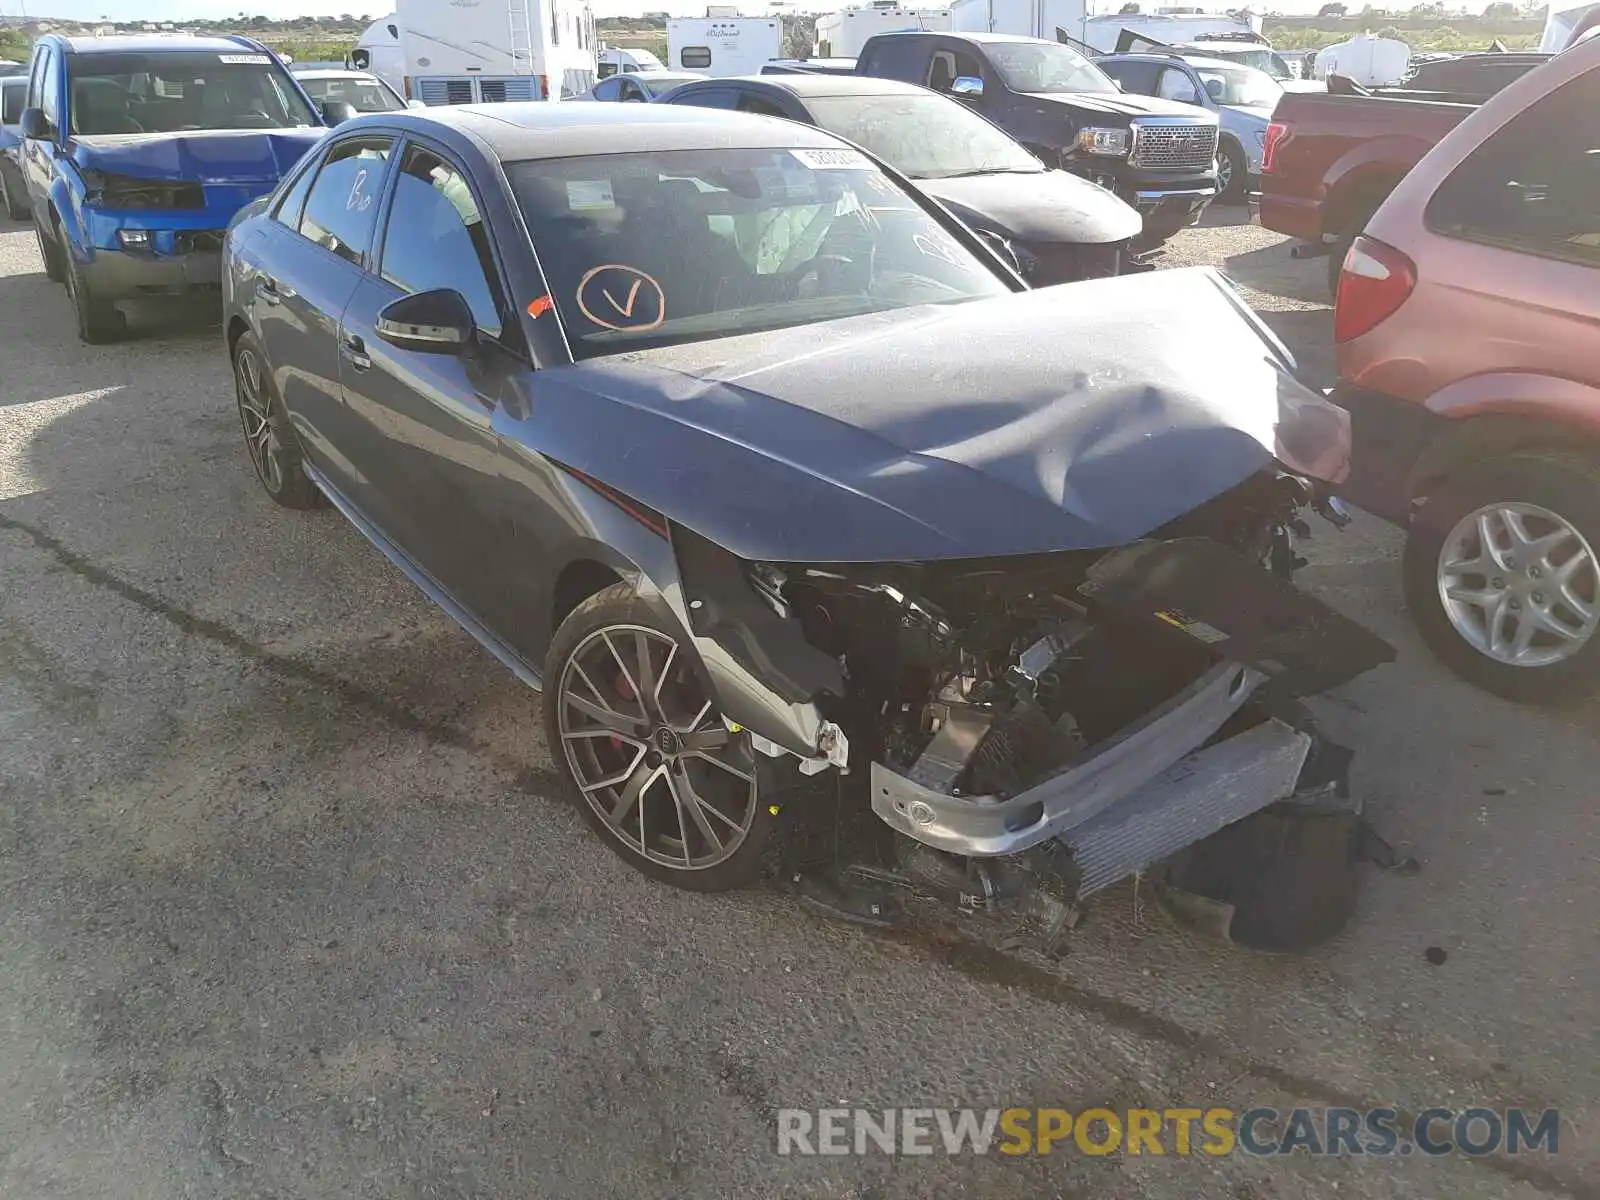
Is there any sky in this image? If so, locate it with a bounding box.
[0,0,1479,28]
[6,0,1389,22]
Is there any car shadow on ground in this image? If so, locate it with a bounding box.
[1223,240,1333,308]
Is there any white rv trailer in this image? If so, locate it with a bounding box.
[666,12,784,76]
[949,1,1261,52]
[813,3,952,59]
[352,0,598,105]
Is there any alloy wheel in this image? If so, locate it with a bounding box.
[557,624,758,871]
[235,346,285,494]
[1215,153,1233,196]
[1437,501,1600,668]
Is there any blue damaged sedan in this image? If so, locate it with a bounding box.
[217,102,1387,943]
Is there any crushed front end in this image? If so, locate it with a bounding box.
[674,466,1393,937]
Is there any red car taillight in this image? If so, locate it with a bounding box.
[1334,235,1417,344]
[1260,121,1289,175]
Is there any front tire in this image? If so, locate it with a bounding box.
[1215,140,1249,205]
[1403,451,1600,704]
[543,583,779,891]
[234,330,321,509]
[63,241,125,344]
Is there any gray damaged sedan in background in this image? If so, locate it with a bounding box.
[221,103,1392,949]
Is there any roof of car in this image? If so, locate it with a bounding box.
[679,74,925,98]
[293,68,383,79]
[56,34,268,56]
[1104,52,1237,70]
[344,101,847,159]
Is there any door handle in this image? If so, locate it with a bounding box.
[256,276,281,306]
[341,332,371,372]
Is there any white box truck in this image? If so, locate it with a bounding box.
[949,0,1086,42]
[352,0,599,104]
[666,13,784,76]
[813,3,952,59]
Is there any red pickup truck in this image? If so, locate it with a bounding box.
[1257,69,1544,292]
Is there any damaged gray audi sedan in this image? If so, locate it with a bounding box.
[220,102,1392,924]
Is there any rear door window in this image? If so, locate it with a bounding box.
[735,91,788,118]
[1425,70,1600,268]
[861,37,931,83]
[272,151,320,229]
[298,135,395,265]
[1101,59,1160,95]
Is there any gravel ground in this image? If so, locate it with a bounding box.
[0,206,1594,1200]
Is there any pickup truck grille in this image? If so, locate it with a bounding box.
[1130,123,1219,171]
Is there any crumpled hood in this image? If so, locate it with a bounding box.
[918,168,1143,246]
[69,128,325,185]
[1041,91,1216,121]
[499,267,1350,564]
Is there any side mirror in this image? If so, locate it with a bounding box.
[321,99,359,126]
[951,75,984,98]
[19,106,49,139]
[375,288,476,354]
[407,98,427,108]
[1204,78,1224,100]
[350,48,372,70]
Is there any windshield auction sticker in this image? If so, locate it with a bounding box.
[790,148,871,171]
[566,179,616,212]
[218,53,272,64]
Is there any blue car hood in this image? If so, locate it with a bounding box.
[498,267,1353,564]
[69,128,324,186]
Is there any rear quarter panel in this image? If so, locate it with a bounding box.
[1259,91,1472,238]
[1342,39,1600,438]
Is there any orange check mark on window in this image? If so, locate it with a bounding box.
[602,278,643,318]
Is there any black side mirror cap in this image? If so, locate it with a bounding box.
[321,99,359,126]
[374,288,476,354]
[19,107,49,139]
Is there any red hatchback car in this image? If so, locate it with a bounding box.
[1331,35,1600,703]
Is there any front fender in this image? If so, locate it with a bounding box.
[46,165,89,258]
[533,463,839,764]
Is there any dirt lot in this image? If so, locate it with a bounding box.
[0,207,1595,1200]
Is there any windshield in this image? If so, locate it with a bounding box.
[508,147,1010,358]
[1192,64,1282,107]
[298,74,404,112]
[986,41,1118,94]
[804,92,1041,179]
[66,51,318,135]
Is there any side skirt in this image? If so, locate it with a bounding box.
[304,463,544,693]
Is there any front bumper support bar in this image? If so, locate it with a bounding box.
[870,662,1266,858]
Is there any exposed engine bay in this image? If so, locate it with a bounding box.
[676,466,1394,944]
